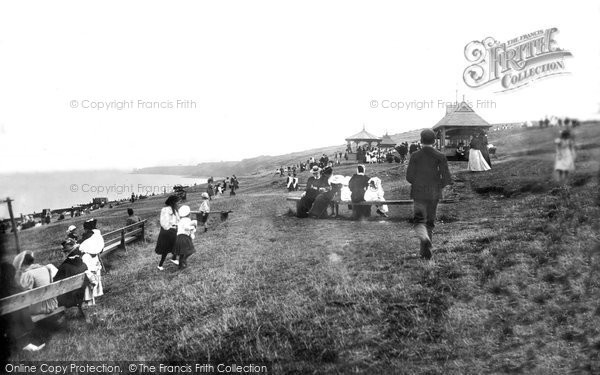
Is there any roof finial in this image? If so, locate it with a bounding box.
[362,123,365,131]
[462,94,465,102]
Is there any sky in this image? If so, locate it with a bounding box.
[0,0,599,173]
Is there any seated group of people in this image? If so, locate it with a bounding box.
[296,165,388,219]
[0,218,106,354]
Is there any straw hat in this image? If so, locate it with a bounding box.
[201,192,209,199]
[66,225,76,233]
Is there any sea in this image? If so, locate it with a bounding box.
[0,170,205,219]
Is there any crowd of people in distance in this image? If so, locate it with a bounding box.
[275,152,351,179]
[537,116,581,128]
[206,175,239,200]
[356,145,404,164]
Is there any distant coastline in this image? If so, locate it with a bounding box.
[0,171,204,220]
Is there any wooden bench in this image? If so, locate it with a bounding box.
[190,210,234,222]
[286,196,454,216]
[0,220,147,324]
[0,273,87,323]
[101,220,146,255]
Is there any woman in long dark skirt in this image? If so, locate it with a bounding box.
[155,195,181,270]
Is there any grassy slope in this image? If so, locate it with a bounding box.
[4,123,600,374]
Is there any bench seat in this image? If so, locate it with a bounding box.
[286,196,454,205]
[31,306,66,323]
[286,196,454,216]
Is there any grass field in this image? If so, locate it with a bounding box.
[2,123,600,374]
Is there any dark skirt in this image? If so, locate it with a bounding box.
[155,228,177,255]
[309,191,335,218]
[173,234,195,256]
[296,195,315,218]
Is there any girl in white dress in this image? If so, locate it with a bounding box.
[364,177,389,217]
[554,129,576,183]
[173,205,198,269]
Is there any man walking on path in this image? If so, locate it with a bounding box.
[406,129,452,259]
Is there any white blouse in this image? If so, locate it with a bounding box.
[160,206,179,230]
[199,200,210,213]
[177,217,197,238]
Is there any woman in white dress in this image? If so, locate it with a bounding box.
[554,129,576,183]
[79,219,104,305]
[468,135,491,172]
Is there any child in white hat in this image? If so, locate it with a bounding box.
[199,192,210,232]
[173,205,197,269]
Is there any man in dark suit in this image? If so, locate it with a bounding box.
[406,129,452,259]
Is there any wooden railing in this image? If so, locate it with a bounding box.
[0,220,147,322]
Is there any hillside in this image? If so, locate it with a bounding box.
[133,128,429,178]
[3,122,600,373]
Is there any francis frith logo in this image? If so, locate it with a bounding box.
[463,28,572,92]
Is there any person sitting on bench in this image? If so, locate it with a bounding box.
[54,239,88,316]
[0,262,46,355]
[297,166,328,218]
[308,166,336,218]
[336,175,352,202]
[126,208,141,227]
[364,177,389,218]
[13,251,58,315]
[348,165,371,219]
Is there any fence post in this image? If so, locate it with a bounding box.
[5,198,20,253]
[140,221,145,243]
[121,229,126,252]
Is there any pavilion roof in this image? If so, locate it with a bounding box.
[345,127,382,142]
[433,101,492,130]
